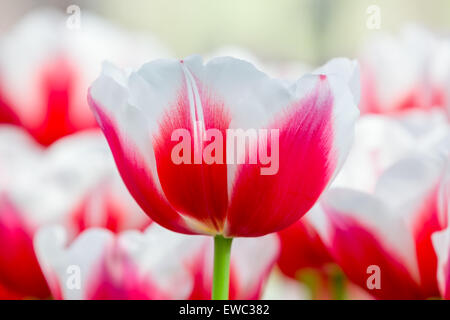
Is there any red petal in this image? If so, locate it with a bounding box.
[226,77,336,236]
[153,80,231,233]
[0,87,20,126]
[89,95,194,234]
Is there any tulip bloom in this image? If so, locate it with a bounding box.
[0,9,169,146]
[432,164,450,299]
[88,56,359,237]
[359,26,450,115]
[277,206,377,300]
[277,210,333,279]
[88,55,359,298]
[276,208,336,299]
[313,134,449,299]
[34,224,279,300]
[0,127,148,299]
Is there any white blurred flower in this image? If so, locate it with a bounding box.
[34,224,279,300]
[0,8,171,146]
[359,26,450,116]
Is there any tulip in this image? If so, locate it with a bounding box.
[88,55,359,298]
[312,133,449,299]
[276,208,335,299]
[277,210,333,279]
[207,46,311,81]
[359,26,450,115]
[34,224,279,300]
[437,162,450,228]
[0,195,50,299]
[333,112,448,192]
[0,9,170,146]
[0,127,148,298]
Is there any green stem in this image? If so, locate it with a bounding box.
[212,235,233,300]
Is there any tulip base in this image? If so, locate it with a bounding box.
[212,235,233,300]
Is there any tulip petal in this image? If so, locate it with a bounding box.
[332,115,416,192]
[0,195,50,298]
[187,234,279,300]
[277,210,333,279]
[313,58,361,106]
[226,71,359,236]
[90,57,359,237]
[35,226,113,300]
[229,235,279,299]
[0,126,43,190]
[432,226,450,299]
[138,56,293,233]
[438,163,450,228]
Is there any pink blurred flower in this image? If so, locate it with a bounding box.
[0,195,50,299]
[0,9,170,146]
[207,46,311,82]
[277,210,333,280]
[88,55,359,237]
[276,209,336,300]
[34,224,279,300]
[359,26,450,116]
[313,133,450,299]
[432,163,450,299]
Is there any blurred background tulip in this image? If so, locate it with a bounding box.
[0,9,170,146]
[34,224,279,300]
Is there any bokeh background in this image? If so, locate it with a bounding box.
[1,0,450,64]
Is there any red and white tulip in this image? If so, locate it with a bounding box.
[0,9,170,146]
[88,55,360,237]
[34,224,279,300]
[0,127,148,299]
